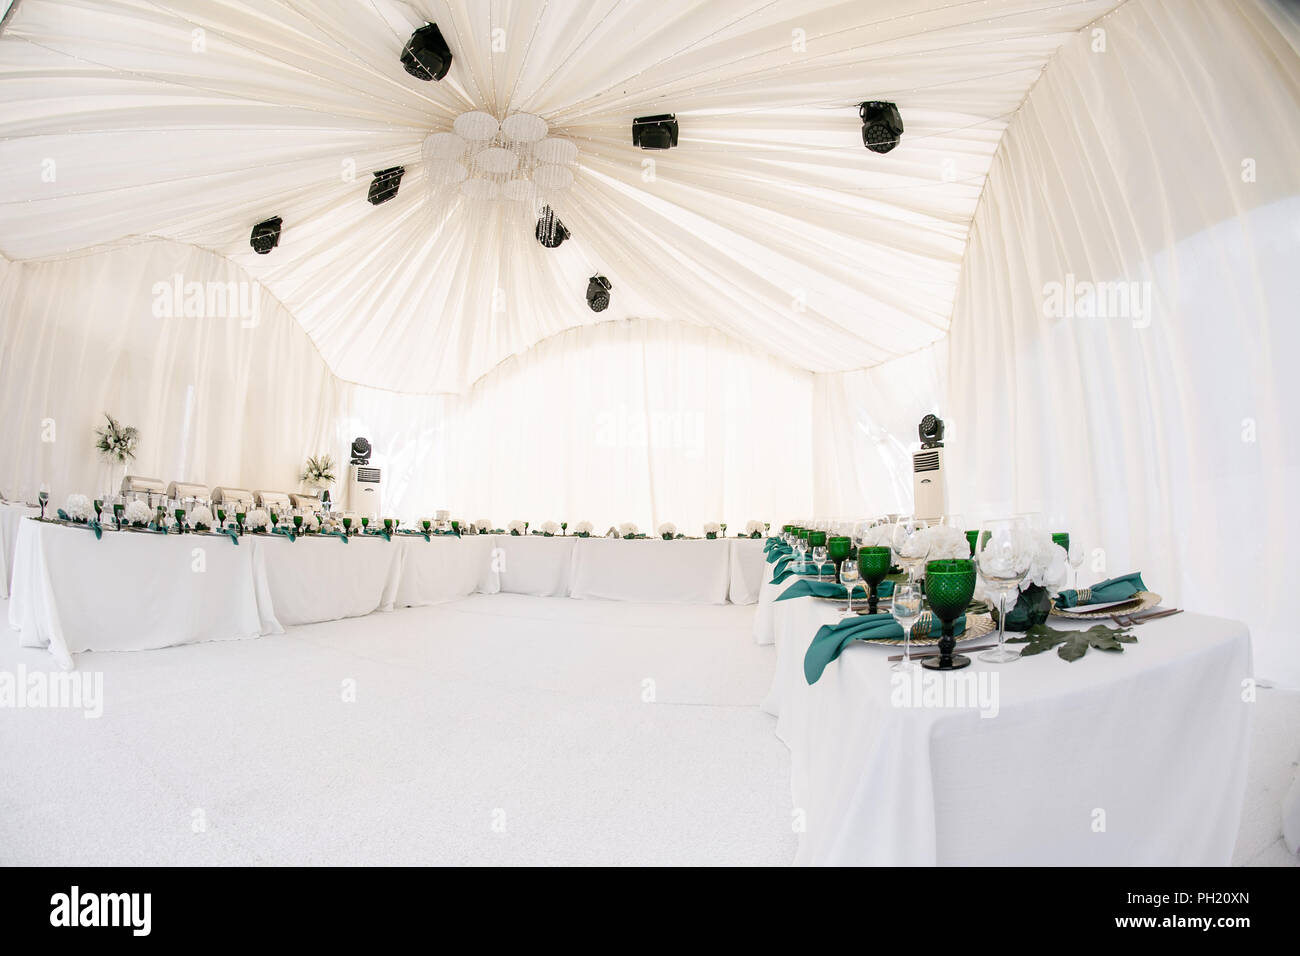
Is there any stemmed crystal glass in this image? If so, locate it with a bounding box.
[891,516,930,584]
[976,517,1032,663]
[38,483,50,519]
[811,543,828,579]
[839,559,861,616]
[793,530,809,571]
[891,583,922,671]
[1067,538,1085,591]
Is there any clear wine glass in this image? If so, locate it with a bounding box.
[793,533,809,571]
[839,560,861,616]
[891,516,930,584]
[38,483,50,519]
[811,544,828,580]
[891,583,922,671]
[1067,538,1085,591]
[977,517,1032,663]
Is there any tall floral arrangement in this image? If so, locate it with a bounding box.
[94,413,139,463]
[300,454,336,488]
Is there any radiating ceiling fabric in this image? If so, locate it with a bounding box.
[944,0,1300,686]
[0,0,1120,393]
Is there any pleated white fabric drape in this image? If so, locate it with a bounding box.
[942,0,1300,686]
[0,242,343,504]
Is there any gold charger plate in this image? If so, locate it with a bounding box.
[1049,590,1162,619]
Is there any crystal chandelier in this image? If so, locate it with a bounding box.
[422,110,578,207]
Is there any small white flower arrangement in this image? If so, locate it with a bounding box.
[301,512,320,533]
[618,522,639,538]
[63,493,92,522]
[124,500,152,527]
[924,525,970,561]
[507,520,526,536]
[862,522,896,547]
[703,521,721,539]
[745,520,766,538]
[540,520,560,536]
[245,508,270,531]
[573,520,593,537]
[476,518,493,534]
[657,522,677,540]
[1026,532,1068,591]
[189,505,214,531]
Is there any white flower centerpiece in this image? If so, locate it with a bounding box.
[507,520,526,536]
[245,508,271,532]
[62,493,92,523]
[300,454,336,492]
[540,520,560,537]
[475,518,493,534]
[979,530,1067,630]
[189,505,214,531]
[703,521,721,539]
[657,522,677,540]
[573,520,593,538]
[618,522,639,538]
[94,413,139,492]
[124,500,152,528]
[745,520,766,538]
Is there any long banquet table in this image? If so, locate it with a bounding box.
[7,520,767,666]
[762,589,1254,866]
[0,502,39,599]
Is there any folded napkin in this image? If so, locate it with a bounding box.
[776,579,894,602]
[1053,571,1146,609]
[765,543,792,563]
[805,612,965,684]
[771,559,834,584]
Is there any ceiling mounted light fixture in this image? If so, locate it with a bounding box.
[586,275,612,312]
[859,101,904,153]
[250,216,282,254]
[400,23,453,81]
[632,114,679,149]
[424,111,578,205]
[367,166,404,205]
[536,206,569,248]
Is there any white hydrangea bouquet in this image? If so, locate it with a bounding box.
[617,522,639,538]
[507,520,526,536]
[61,493,92,523]
[244,508,271,532]
[475,518,493,534]
[978,530,1067,631]
[745,520,767,538]
[657,522,677,540]
[573,520,593,538]
[703,521,721,539]
[189,505,214,531]
[124,500,152,528]
[540,520,561,537]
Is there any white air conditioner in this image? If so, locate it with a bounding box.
[912,447,946,522]
[347,464,382,519]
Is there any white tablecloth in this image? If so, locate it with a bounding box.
[260,533,403,626]
[486,533,576,597]
[0,503,39,599]
[8,519,281,668]
[569,538,731,604]
[764,594,1254,865]
[727,538,767,605]
[392,534,496,608]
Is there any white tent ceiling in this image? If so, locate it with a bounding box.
[0,0,1121,393]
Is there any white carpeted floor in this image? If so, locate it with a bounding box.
[1,594,1295,866]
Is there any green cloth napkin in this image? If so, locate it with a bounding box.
[771,557,834,584]
[766,545,792,564]
[776,579,894,602]
[805,612,966,684]
[1053,571,1146,608]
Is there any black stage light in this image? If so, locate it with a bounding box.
[859,101,904,153]
[368,166,405,205]
[401,23,452,81]
[535,206,570,248]
[586,275,612,312]
[250,216,282,254]
[350,437,372,465]
[918,414,944,448]
[632,114,679,150]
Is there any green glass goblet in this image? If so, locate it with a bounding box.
[217,508,227,528]
[113,503,125,530]
[1051,532,1070,553]
[965,529,979,558]
[827,536,852,583]
[921,558,977,671]
[342,516,352,535]
[235,512,246,534]
[422,519,431,533]
[174,508,186,533]
[93,499,104,523]
[857,546,892,615]
[451,520,460,535]
[361,516,370,532]
[293,515,304,531]
[384,518,393,533]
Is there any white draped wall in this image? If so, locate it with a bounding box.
[944,0,1300,687]
[0,242,342,504]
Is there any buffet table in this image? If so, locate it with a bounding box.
[763,591,1253,866]
[8,518,281,668]
[569,537,733,604]
[260,532,403,626]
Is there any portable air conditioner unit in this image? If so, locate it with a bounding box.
[347,464,381,519]
[912,447,946,522]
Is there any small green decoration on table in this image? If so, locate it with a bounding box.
[561,522,568,535]
[720,523,727,538]
[1009,622,1136,662]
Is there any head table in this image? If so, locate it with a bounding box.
[762,586,1253,866]
[7,519,766,667]
[0,502,39,599]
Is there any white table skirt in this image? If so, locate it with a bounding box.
[569,537,731,604]
[8,519,281,668]
[260,533,403,626]
[765,594,1253,866]
[727,538,767,605]
[392,534,495,608]
[486,533,575,597]
[0,503,39,599]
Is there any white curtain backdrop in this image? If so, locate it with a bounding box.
[0,242,342,504]
[340,318,814,531]
[945,0,1300,686]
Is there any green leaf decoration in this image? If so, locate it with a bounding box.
[1008,622,1136,662]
